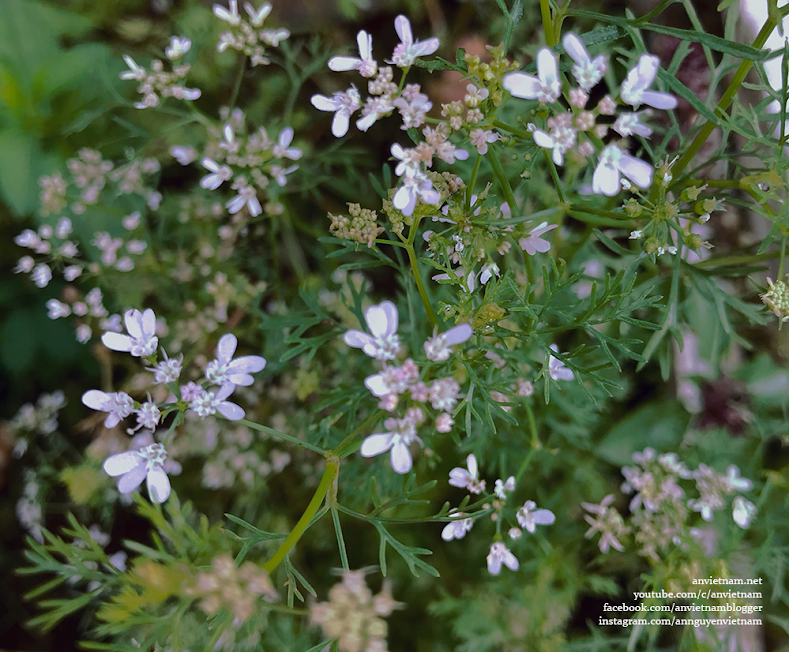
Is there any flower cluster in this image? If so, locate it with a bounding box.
[761,275,789,324]
[344,301,473,473]
[185,553,277,622]
[212,1,290,66]
[119,37,201,109]
[310,569,402,652]
[8,391,66,458]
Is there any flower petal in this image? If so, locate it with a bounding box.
[311,94,339,112]
[104,451,141,477]
[141,309,156,338]
[331,110,350,138]
[147,467,171,503]
[344,330,373,349]
[641,90,678,110]
[390,441,413,474]
[117,463,147,493]
[444,324,473,346]
[394,15,412,46]
[533,509,556,525]
[360,433,394,457]
[502,72,541,99]
[217,333,238,363]
[364,374,390,397]
[328,56,361,72]
[593,162,620,196]
[82,389,109,411]
[467,453,478,478]
[218,401,245,421]
[619,154,653,189]
[562,33,588,65]
[101,332,133,352]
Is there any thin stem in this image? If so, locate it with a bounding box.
[778,237,786,279]
[239,419,327,455]
[494,120,532,140]
[228,55,247,111]
[263,458,339,573]
[543,149,567,203]
[406,216,439,328]
[332,409,385,459]
[540,0,557,46]
[466,156,483,210]
[374,238,409,249]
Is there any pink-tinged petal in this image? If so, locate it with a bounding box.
[532,129,554,149]
[357,30,372,59]
[217,333,238,363]
[533,509,556,525]
[448,468,470,487]
[421,189,440,205]
[394,15,412,46]
[555,367,574,381]
[226,373,254,386]
[455,148,469,160]
[104,451,141,477]
[279,128,294,148]
[593,163,620,196]
[412,38,440,57]
[141,309,156,338]
[147,467,171,503]
[390,441,413,474]
[537,48,558,84]
[82,389,109,411]
[124,309,143,339]
[641,90,677,110]
[364,374,390,397]
[360,433,394,457]
[519,238,536,256]
[215,383,235,402]
[466,453,478,478]
[443,324,473,346]
[311,94,339,112]
[104,413,121,428]
[117,463,147,493]
[391,143,406,160]
[344,330,373,349]
[379,301,398,335]
[101,332,133,352]
[365,304,390,338]
[562,33,588,65]
[531,222,558,238]
[441,523,456,541]
[487,556,503,575]
[503,551,519,571]
[502,72,541,99]
[328,56,361,72]
[228,355,267,374]
[218,401,245,421]
[619,154,653,189]
[331,111,350,138]
[637,54,659,87]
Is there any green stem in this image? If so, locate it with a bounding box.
[636,0,679,24]
[332,410,385,459]
[228,55,247,110]
[406,216,439,328]
[263,458,339,573]
[670,15,779,182]
[494,120,532,140]
[778,237,786,279]
[543,149,567,202]
[466,156,482,210]
[239,419,327,455]
[540,0,557,46]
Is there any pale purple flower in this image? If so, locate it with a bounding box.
[613,112,653,138]
[393,172,440,217]
[46,299,70,319]
[82,390,135,428]
[101,308,158,357]
[364,359,419,397]
[270,164,298,186]
[190,384,245,421]
[519,221,557,255]
[494,476,515,500]
[562,33,606,91]
[170,146,197,166]
[165,36,192,60]
[329,30,377,78]
[516,501,556,533]
[548,345,573,382]
[441,511,473,541]
[360,409,423,474]
[592,144,653,196]
[468,128,499,155]
[448,454,486,494]
[213,0,241,25]
[423,324,473,362]
[153,351,183,384]
[502,49,561,103]
[487,542,519,575]
[356,96,395,132]
[31,264,52,288]
[389,15,439,68]
[435,413,454,433]
[200,158,233,190]
[621,54,678,110]
[132,400,161,433]
[310,88,361,138]
[531,112,577,165]
[732,496,756,529]
[344,300,401,361]
[244,2,272,26]
[227,185,262,216]
[272,128,302,160]
[119,55,145,81]
[205,333,267,387]
[723,465,753,493]
[480,263,500,285]
[103,443,171,503]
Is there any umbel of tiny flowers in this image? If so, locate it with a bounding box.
[423,324,473,362]
[487,541,519,575]
[101,308,158,357]
[329,30,377,78]
[516,501,556,533]
[103,442,171,503]
[621,54,678,110]
[502,49,561,103]
[205,333,267,387]
[448,454,486,494]
[343,300,401,361]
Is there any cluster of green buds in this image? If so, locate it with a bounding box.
[329,204,384,248]
[761,276,789,324]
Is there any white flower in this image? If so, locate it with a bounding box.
[227,185,262,216]
[64,265,82,281]
[613,112,653,138]
[14,256,34,274]
[448,454,486,494]
[31,264,52,288]
[429,377,460,411]
[441,511,473,541]
[200,158,233,190]
[344,300,401,361]
[732,496,756,529]
[311,88,361,138]
[272,127,302,160]
[153,352,183,384]
[621,54,678,110]
[494,475,515,500]
[592,144,653,196]
[329,30,377,78]
[244,2,272,26]
[562,33,606,91]
[46,299,70,319]
[393,171,440,217]
[531,113,577,165]
[435,413,454,433]
[103,443,171,503]
[724,465,753,492]
[213,0,241,25]
[516,500,556,533]
[360,409,423,474]
[364,359,419,397]
[119,55,146,81]
[423,324,473,362]
[502,49,561,103]
[357,96,395,132]
[190,384,245,421]
[487,542,519,575]
[519,221,557,255]
[270,164,298,187]
[468,128,499,155]
[389,15,439,68]
[170,146,197,165]
[165,36,192,60]
[629,230,643,240]
[480,263,500,285]
[548,345,573,382]
[205,333,267,387]
[132,400,161,433]
[82,390,135,428]
[101,308,158,357]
